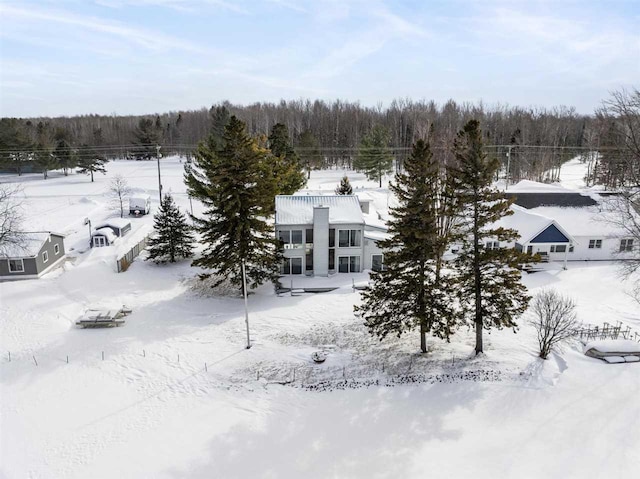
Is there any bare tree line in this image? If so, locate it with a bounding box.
[1,93,637,185]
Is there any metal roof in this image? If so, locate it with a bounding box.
[275,195,364,225]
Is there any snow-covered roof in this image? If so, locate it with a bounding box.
[0,232,56,258]
[364,228,390,242]
[493,205,562,244]
[96,218,131,230]
[129,194,150,201]
[276,195,364,225]
[527,205,622,237]
[507,180,574,193]
[93,227,117,243]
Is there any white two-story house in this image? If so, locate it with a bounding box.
[275,195,386,276]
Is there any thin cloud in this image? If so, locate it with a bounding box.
[0,4,207,53]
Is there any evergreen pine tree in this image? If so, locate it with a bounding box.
[147,193,194,263]
[0,119,32,176]
[450,120,534,355]
[209,105,230,147]
[296,130,323,179]
[52,128,77,176]
[132,118,161,160]
[33,121,57,180]
[355,140,457,352]
[185,116,280,293]
[335,175,353,195]
[354,125,393,187]
[77,130,107,182]
[268,123,307,194]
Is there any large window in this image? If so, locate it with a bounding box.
[280,257,303,275]
[329,229,335,248]
[620,239,634,252]
[550,245,567,253]
[588,239,602,249]
[305,251,313,271]
[485,241,499,250]
[329,249,335,270]
[278,230,303,249]
[8,259,24,273]
[338,229,361,248]
[305,229,313,245]
[372,254,384,272]
[338,255,360,273]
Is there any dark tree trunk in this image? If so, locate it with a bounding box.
[473,200,483,354]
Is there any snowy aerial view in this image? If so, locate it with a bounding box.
[1,1,639,478]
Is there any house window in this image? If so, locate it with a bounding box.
[305,251,313,271]
[329,249,335,270]
[338,256,360,273]
[280,257,303,275]
[42,251,49,263]
[305,229,313,245]
[588,239,602,249]
[329,229,335,248]
[278,230,290,244]
[291,230,303,248]
[338,229,361,247]
[550,245,567,253]
[8,259,24,273]
[54,244,60,255]
[569,244,574,253]
[620,239,634,252]
[372,254,384,272]
[278,230,303,249]
[485,241,499,250]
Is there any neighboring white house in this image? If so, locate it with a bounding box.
[504,181,636,263]
[275,195,386,276]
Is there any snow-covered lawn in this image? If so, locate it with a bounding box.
[1,160,639,478]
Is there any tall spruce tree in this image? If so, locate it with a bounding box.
[33,121,57,180]
[53,128,77,176]
[147,193,194,263]
[451,120,533,355]
[296,129,323,179]
[185,116,280,292]
[268,123,306,194]
[132,118,161,160]
[335,175,353,195]
[209,105,231,147]
[355,140,457,352]
[354,125,393,187]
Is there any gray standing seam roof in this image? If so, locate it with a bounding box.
[505,192,598,209]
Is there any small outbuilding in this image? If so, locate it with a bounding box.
[91,227,118,247]
[95,218,132,238]
[0,232,66,280]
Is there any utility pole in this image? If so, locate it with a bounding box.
[241,259,251,349]
[505,145,513,190]
[156,144,162,204]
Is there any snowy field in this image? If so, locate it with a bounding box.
[1,159,640,478]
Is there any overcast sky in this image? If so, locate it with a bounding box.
[0,0,638,118]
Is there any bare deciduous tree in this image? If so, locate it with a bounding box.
[0,183,25,254]
[529,289,578,359]
[109,174,131,218]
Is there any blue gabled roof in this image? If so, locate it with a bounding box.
[530,224,570,243]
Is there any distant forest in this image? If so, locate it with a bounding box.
[1,92,638,188]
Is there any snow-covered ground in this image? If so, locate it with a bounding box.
[1,160,640,478]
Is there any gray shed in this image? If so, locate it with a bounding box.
[0,232,66,280]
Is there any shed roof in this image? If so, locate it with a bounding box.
[0,232,63,258]
[96,218,131,230]
[505,192,598,209]
[275,195,364,225]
